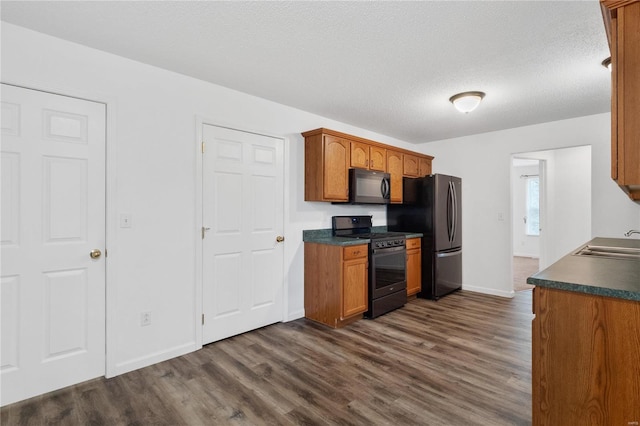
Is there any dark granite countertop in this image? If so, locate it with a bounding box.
[303,227,423,246]
[527,237,640,302]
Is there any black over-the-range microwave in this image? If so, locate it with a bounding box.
[342,168,391,204]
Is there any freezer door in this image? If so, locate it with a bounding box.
[434,249,462,298]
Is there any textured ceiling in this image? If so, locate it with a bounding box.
[1,1,611,143]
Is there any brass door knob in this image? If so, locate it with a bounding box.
[90,249,102,259]
[276,236,285,243]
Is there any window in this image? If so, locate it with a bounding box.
[526,176,540,236]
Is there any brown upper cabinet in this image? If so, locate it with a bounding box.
[350,141,387,171]
[419,157,432,177]
[302,128,434,203]
[350,141,369,169]
[403,154,420,177]
[601,0,640,201]
[387,150,404,204]
[369,145,387,171]
[304,132,350,202]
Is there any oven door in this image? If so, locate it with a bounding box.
[370,245,407,299]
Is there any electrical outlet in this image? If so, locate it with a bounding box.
[140,311,151,327]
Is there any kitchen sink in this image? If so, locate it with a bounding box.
[573,244,640,260]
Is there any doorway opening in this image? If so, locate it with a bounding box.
[510,145,592,292]
[512,158,540,291]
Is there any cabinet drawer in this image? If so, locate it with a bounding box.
[406,238,421,250]
[343,245,368,260]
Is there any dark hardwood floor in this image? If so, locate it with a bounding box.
[1,290,533,425]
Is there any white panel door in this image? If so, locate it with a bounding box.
[202,125,284,344]
[0,84,106,406]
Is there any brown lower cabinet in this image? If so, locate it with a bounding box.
[304,243,368,328]
[532,287,640,425]
[406,238,422,296]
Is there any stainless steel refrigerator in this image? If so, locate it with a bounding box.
[387,174,462,300]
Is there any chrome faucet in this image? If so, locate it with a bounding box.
[624,229,640,237]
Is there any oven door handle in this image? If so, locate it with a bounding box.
[372,246,406,254]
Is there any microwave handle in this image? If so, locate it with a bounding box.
[381,177,390,199]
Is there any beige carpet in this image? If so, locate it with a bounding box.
[513,256,539,291]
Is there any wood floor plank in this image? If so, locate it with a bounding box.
[1,290,533,425]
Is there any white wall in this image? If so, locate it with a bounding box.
[418,116,640,297]
[1,23,420,377]
[3,23,639,381]
[547,146,592,263]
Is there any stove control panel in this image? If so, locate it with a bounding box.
[373,239,406,249]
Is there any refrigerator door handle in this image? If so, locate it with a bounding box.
[448,181,454,243]
[451,181,457,242]
[436,250,462,258]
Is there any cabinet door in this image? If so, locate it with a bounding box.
[387,150,404,203]
[605,1,640,200]
[533,287,640,425]
[350,141,369,169]
[419,157,432,177]
[342,257,368,319]
[403,154,419,177]
[611,7,619,181]
[617,2,640,195]
[406,238,422,296]
[323,135,350,201]
[369,146,387,171]
[406,249,421,296]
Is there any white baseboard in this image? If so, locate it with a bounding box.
[513,253,540,259]
[286,309,305,322]
[109,341,197,378]
[462,285,515,299]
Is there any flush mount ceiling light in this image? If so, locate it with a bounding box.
[449,91,486,113]
[602,57,612,71]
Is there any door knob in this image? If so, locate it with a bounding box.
[276,236,285,243]
[90,249,102,259]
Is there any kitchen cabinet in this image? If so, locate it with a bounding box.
[403,154,420,177]
[302,128,433,203]
[350,141,369,169]
[369,145,387,171]
[419,157,432,177]
[387,150,404,203]
[406,238,422,296]
[350,142,387,172]
[304,133,350,202]
[601,0,640,200]
[532,287,640,425]
[304,243,368,328]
